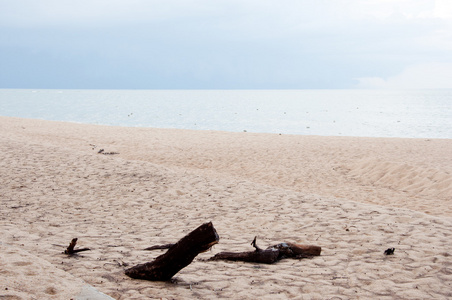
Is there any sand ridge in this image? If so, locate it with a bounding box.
[1,116,452,299]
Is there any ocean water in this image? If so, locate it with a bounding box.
[0,89,451,139]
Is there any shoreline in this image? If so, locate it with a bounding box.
[1,116,451,299]
[3,114,452,140]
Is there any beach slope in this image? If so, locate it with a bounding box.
[1,116,451,299]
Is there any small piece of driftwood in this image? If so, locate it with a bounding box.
[64,238,91,255]
[144,243,175,251]
[210,236,321,264]
[384,247,395,255]
[125,222,219,281]
[97,149,119,155]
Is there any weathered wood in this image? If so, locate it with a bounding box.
[272,242,321,258]
[210,237,321,264]
[97,149,119,155]
[144,243,174,251]
[125,222,219,281]
[64,238,90,255]
[210,248,280,264]
[250,236,262,251]
[384,247,395,255]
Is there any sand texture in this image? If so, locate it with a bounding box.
[1,116,451,299]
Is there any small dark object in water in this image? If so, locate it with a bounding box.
[384,248,395,255]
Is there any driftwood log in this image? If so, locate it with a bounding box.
[125,222,219,281]
[210,237,321,264]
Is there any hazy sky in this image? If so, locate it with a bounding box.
[1,0,451,89]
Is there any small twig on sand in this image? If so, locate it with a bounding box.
[64,238,91,255]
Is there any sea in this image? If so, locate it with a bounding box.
[0,89,451,139]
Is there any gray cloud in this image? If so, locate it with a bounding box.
[1,0,451,89]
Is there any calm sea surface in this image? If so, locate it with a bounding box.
[0,89,451,139]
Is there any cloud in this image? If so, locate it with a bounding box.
[1,0,449,28]
[355,63,452,89]
[1,0,451,89]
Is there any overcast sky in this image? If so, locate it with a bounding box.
[1,0,451,89]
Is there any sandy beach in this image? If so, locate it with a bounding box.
[1,116,451,299]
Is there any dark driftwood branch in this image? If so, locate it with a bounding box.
[384,247,395,255]
[144,243,175,251]
[212,247,280,264]
[251,236,262,251]
[125,222,219,281]
[97,149,119,155]
[64,238,91,255]
[210,237,321,264]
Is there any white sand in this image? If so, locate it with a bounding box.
[1,116,451,299]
